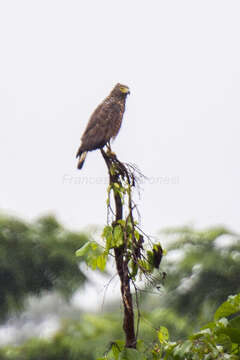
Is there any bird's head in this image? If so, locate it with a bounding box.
[112,83,130,98]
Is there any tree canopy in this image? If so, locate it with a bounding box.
[0,214,89,321]
[0,215,239,359]
[157,226,240,326]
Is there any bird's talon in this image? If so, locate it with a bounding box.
[106,147,116,157]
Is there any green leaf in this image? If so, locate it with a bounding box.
[138,259,151,272]
[115,340,125,351]
[96,254,107,271]
[102,226,113,239]
[129,260,138,278]
[216,333,232,352]
[215,294,240,320]
[109,165,115,176]
[112,343,120,359]
[88,256,97,270]
[201,321,216,331]
[119,348,144,360]
[221,327,240,345]
[146,251,154,270]
[229,315,240,329]
[117,220,126,226]
[190,328,212,340]
[102,226,114,251]
[158,326,169,344]
[134,230,140,241]
[113,225,123,247]
[153,243,162,252]
[91,242,99,250]
[75,241,91,257]
[175,340,192,356]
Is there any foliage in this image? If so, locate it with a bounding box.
[76,220,162,275]
[0,313,123,360]
[0,214,89,321]
[74,217,240,357]
[100,293,240,359]
[0,293,238,359]
[145,226,240,330]
[160,293,240,360]
[0,215,239,359]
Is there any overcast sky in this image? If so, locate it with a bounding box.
[1,0,240,237]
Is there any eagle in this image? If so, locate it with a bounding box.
[76,83,130,169]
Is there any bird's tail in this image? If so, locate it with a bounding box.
[77,151,87,170]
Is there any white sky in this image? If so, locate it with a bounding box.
[1,0,240,237]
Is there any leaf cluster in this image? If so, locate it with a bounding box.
[99,293,240,359]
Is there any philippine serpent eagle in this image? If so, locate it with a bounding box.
[76,83,130,169]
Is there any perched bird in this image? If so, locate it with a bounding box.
[76,83,130,169]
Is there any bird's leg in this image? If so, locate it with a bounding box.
[106,141,116,159]
[106,141,112,153]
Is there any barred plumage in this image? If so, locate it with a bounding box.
[76,83,130,169]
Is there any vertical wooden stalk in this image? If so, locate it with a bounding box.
[101,150,136,349]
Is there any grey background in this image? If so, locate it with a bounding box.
[1,0,240,236]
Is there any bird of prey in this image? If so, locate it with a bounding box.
[76,83,130,169]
